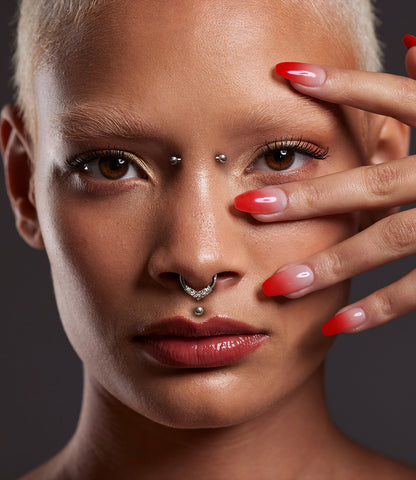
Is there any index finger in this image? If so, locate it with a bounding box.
[275,61,416,127]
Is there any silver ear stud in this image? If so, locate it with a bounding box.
[215,154,227,163]
[169,156,182,165]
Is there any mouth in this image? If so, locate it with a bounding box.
[133,316,269,368]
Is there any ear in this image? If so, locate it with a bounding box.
[359,114,411,229]
[368,114,411,166]
[1,104,44,249]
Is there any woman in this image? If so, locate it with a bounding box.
[2,0,416,478]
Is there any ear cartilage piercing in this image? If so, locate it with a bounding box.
[169,156,182,165]
[179,274,217,301]
[194,307,204,316]
[215,154,227,163]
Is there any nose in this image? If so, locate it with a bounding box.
[147,163,248,293]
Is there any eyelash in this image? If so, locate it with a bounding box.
[254,137,329,162]
[66,147,132,170]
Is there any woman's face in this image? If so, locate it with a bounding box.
[33,0,367,427]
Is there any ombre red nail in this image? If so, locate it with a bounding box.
[235,188,287,214]
[275,62,326,87]
[321,308,366,336]
[403,34,416,50]
[262,265,314,296]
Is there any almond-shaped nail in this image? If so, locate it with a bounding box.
[403,34,416,50]
[235,188,287,214]
[321,307,366,336]
[275,62,326,87]
[262,265,314,296]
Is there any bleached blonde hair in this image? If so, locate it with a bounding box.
[12,0,382,139]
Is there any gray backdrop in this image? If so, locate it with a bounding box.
[1,1,416,478]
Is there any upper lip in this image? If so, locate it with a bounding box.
[135,316,268,338]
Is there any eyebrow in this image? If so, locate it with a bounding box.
[56,103,163,142]
[56,98,337,143]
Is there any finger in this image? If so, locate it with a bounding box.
[321,268,416,335]
[274,61,416,127]
[404,34,416,79]
[235,156,415,222]
[262,208,416,298]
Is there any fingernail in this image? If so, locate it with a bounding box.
[275,62,326,87]
[321,307,366,336]
[262,265,314,296]
[403,34,416,50]
[235,188,287,214]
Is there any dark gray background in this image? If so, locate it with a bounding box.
[1,1,416,478]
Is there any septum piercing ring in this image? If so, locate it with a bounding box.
[179,275,217,301]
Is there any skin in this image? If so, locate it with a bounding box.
[1,1,415,479]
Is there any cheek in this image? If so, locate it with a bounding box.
[250,213,359,276]
[36,181,156,350]
[248,213,358,369]
[44,196,151,288]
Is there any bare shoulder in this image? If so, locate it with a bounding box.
[17,452,70,480]
[328,437,416,480]
[351,448,416,480]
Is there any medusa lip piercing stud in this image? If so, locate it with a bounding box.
[169,156,182,165]
[215,154,227,163]
[179,275,217,301]
[194,306,204,316]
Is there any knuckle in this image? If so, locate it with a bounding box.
[381,213,416,252]
[320,249,345,280]
[393,77,416,110]
[289,181,323,212]
[362,163,401,199]
[372,290,396,320]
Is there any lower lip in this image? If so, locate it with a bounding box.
[137,334,268,368]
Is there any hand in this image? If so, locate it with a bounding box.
[235,35,416,336]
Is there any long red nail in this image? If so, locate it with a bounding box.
[403,34,416,50]
[235,188,287,214]
[262,265,314,296]
[321,308,366,336]
[275,62,326,87]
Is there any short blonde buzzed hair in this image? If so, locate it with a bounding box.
[13,0,106,138]
[12,0,382,140]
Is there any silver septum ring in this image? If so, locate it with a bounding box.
[179,274,217,301]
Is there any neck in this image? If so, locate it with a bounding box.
[62,365,348,479]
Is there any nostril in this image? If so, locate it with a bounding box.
[160,272,180,285]
[154,272,181,289]
[216,271,239,283]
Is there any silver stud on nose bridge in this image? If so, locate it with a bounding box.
[169,154,227,165]
[169,156,182,165]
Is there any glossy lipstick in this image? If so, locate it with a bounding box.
[134,317,269,368]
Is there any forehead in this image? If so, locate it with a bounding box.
[34,0,356,146]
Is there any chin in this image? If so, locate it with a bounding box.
[95,358,316,430]
[131,389,275,430]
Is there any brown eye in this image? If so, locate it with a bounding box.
[99,156,130,180]
[263,149,295,171]
[71,150,148,181]
[252,147,310,173]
